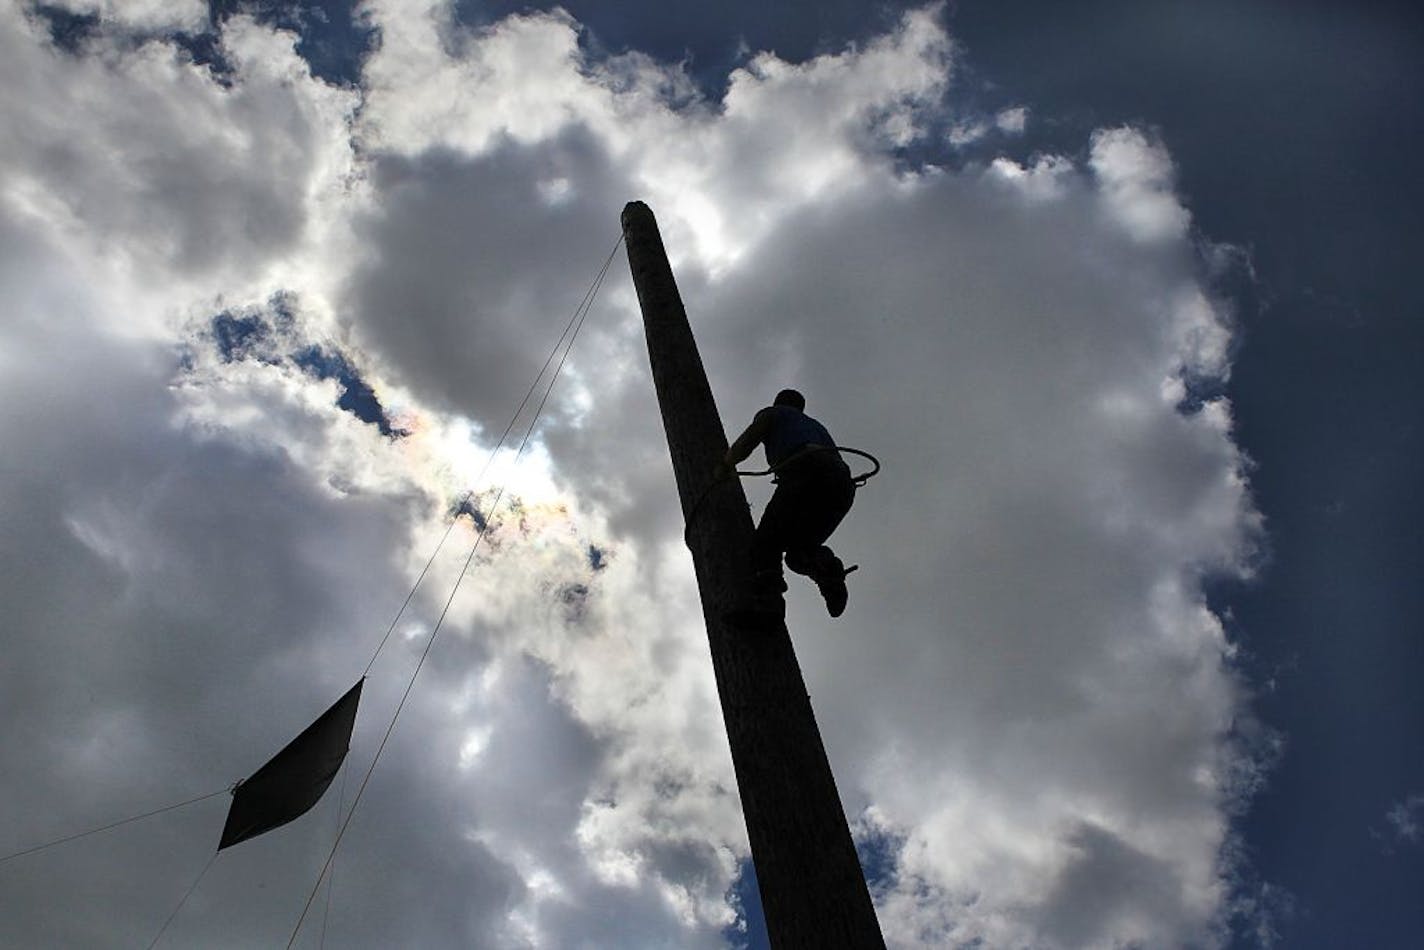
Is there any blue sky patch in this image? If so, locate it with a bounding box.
[722,858,769,950]
[29,4,100,54]
[211,310,274,364]
[453,496,488,533]
[292,344,402,437]
[204,302,403,438]
[209,0,374,86]
[586,543,607,572]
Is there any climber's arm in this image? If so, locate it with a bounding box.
[725,407,775,468]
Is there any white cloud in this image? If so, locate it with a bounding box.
[996,104,1028,134]
[0,7,358,322]
[1383,793,1424,846]
[948,116,989,146]
[950,105,1026,147]
[1090,126,1193,243]
[988,153,1076,201]
[0,4,1265,948]
[42,0,207,33]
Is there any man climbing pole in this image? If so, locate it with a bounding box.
[719,389,857,617]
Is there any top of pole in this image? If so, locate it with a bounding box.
[621,200,654,228]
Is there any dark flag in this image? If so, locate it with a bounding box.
[218,679,363,850]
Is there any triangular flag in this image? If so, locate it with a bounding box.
[218,679,363,850]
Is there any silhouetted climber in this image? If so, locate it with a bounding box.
[719,389,856,618]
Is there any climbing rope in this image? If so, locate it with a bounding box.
[683,444,882,546]
[0,786,232,866]
[359,234,626,679]
[146,851,219,950]
[4,233,625,946]
[318,758,350,950]
[735,444,881,487]
[286,233,624,949]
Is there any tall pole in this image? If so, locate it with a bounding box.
[621,201,886,949]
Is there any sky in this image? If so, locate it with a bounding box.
[0,1,1419,948]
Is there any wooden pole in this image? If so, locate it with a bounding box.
[621,201,885,949]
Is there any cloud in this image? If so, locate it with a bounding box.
[949,105,1026,147]
[683,157,1258,947]
[1089,126,1193,243]
[41,0,207,34]
[996,104,1028,134]
[1377,792,1424,851]
[0,3,1265,947]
